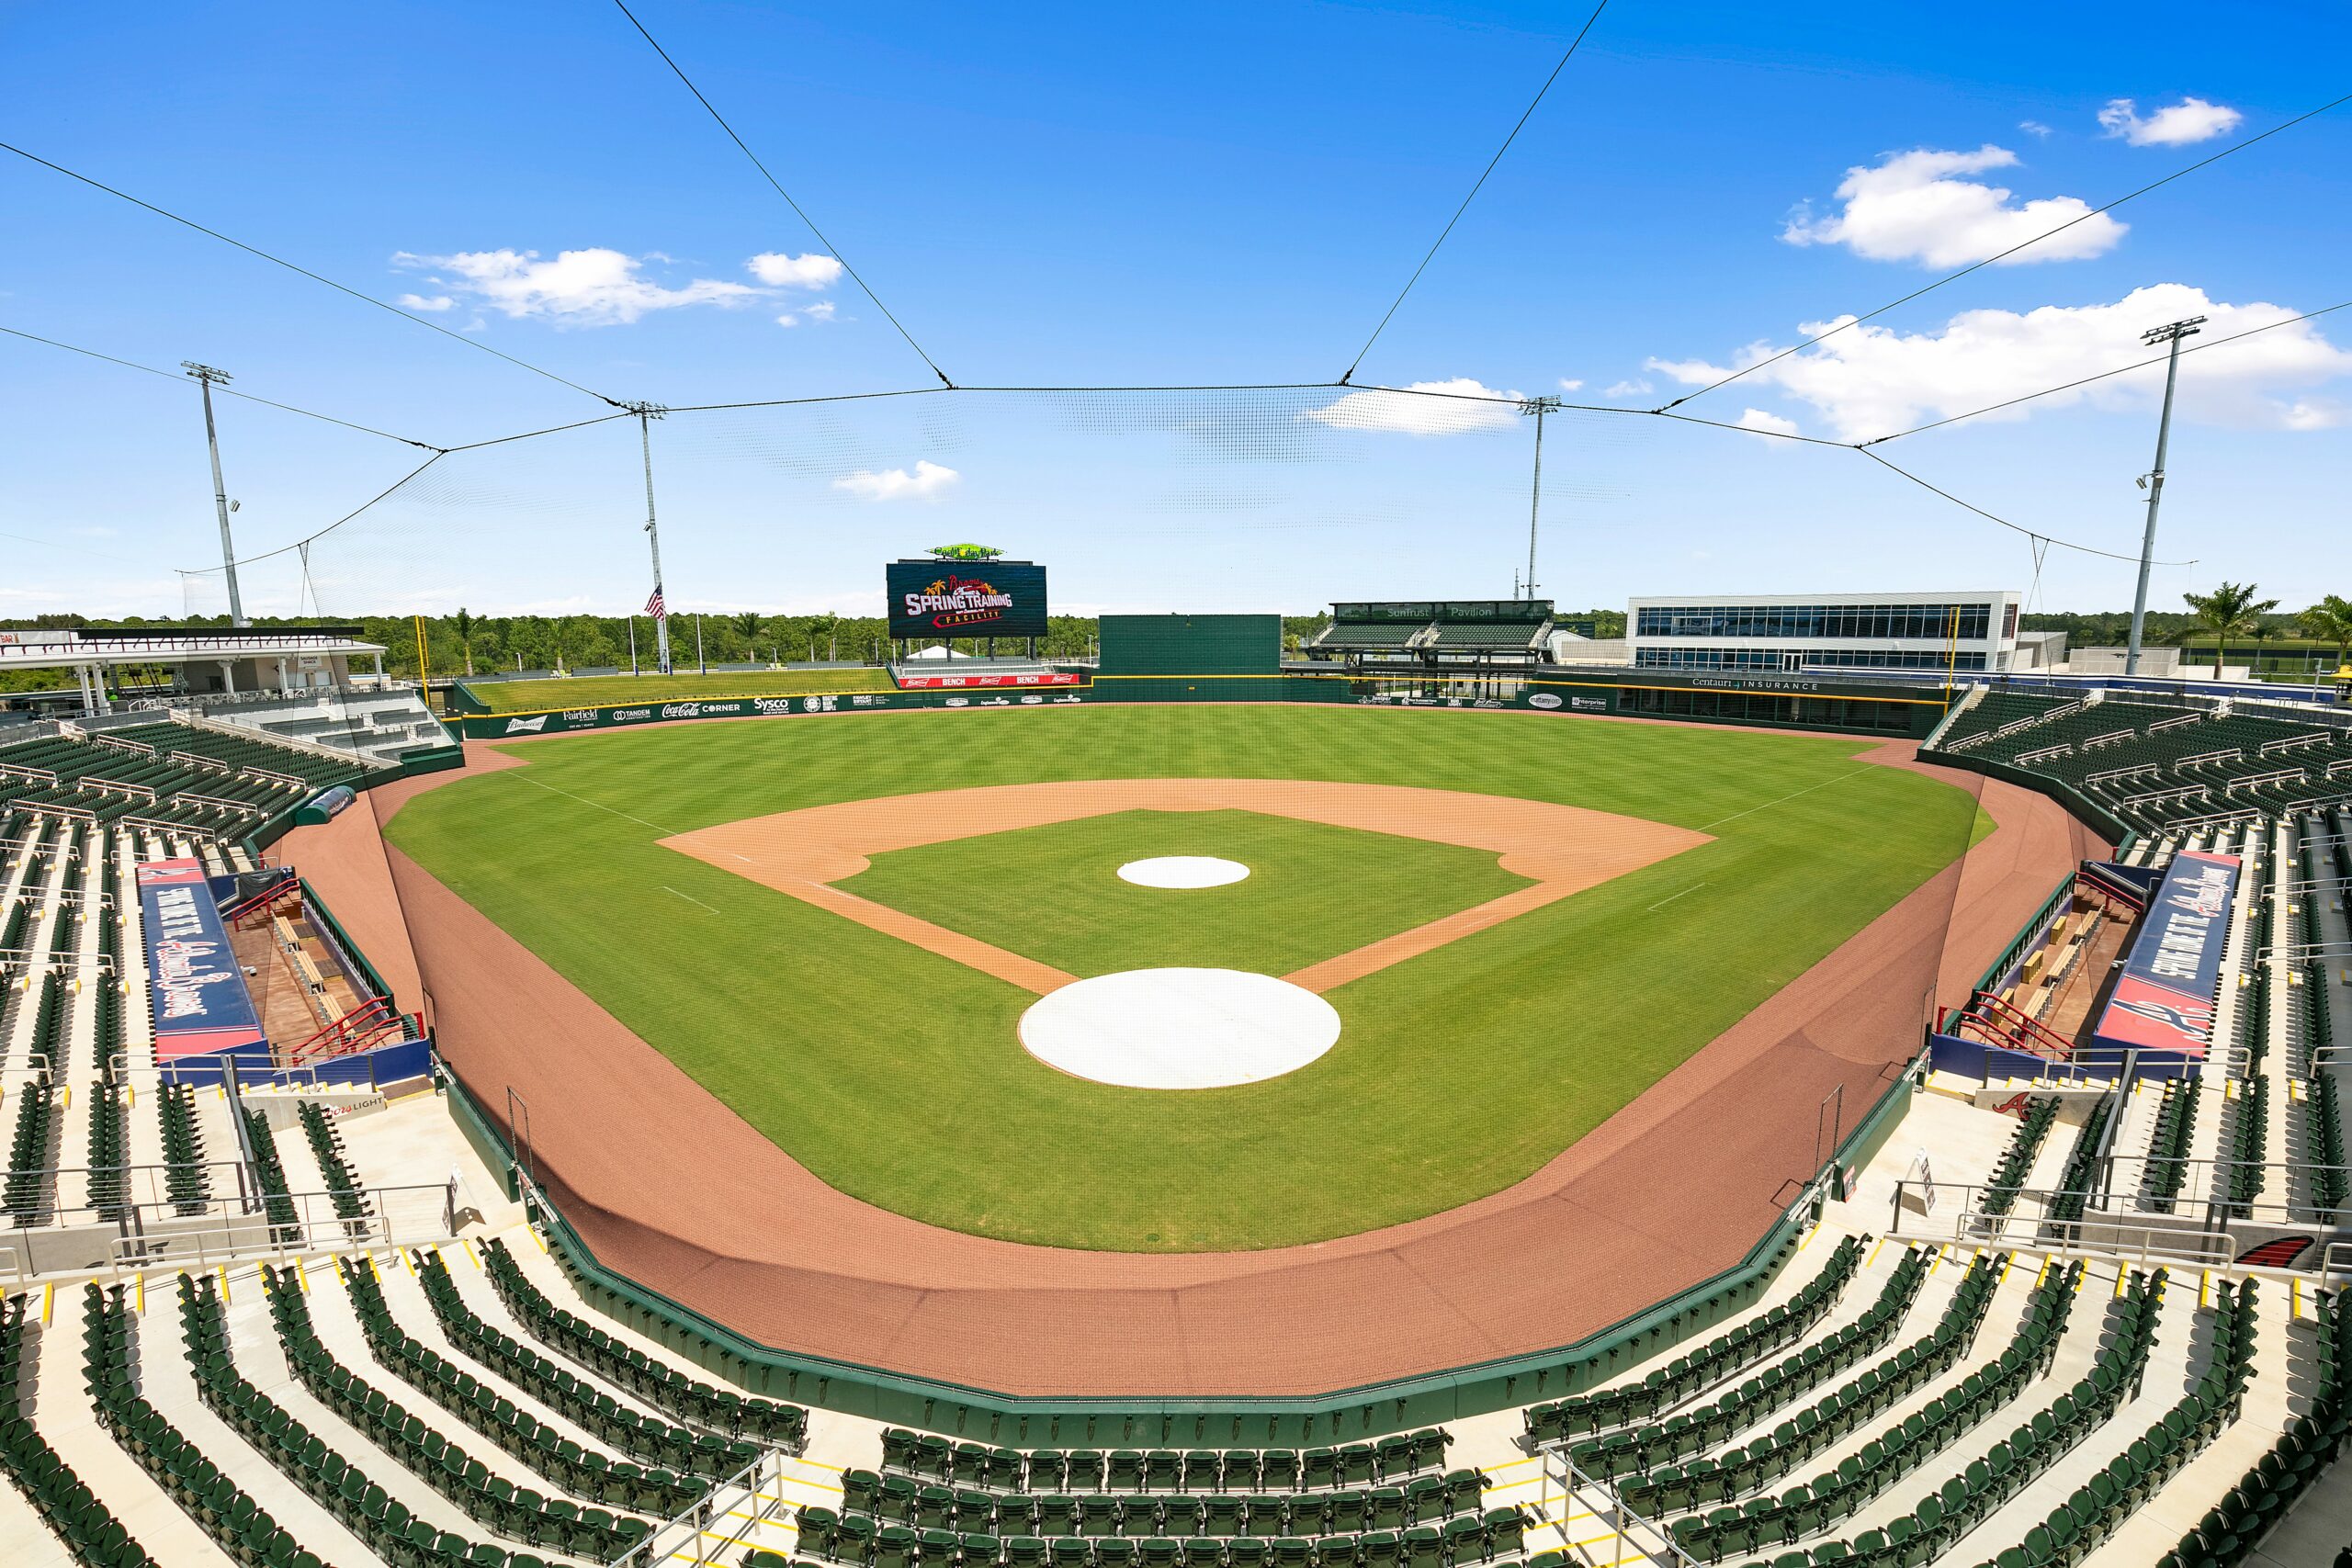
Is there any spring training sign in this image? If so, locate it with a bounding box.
[2093,848,2241,1058]
[136,857,267,1063]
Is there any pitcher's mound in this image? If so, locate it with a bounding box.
[1117,855,1250,888]
[1020,968,1340,1089]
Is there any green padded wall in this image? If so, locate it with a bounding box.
[1098,614,1281,676]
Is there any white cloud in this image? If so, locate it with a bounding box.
[1604,378,1652,399]
[1556,377,1585,392]
[804,300,837,322]
[775,313,799,328]
[747,252,844,288]
[831,459,961,501]
[2018,120,2053,139]
[1781,145,2125,267]
[1734,408,1802,439]
[1645,283,2352,442]
[397,293,455,311]
[2098,96,2243,146]
[2278,399,2347,432]
[1304,378,1523,435]
[391,248,763,325]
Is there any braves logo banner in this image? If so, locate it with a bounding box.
[136,858,267,1062]
[2093,848,2240,1057]
[887,559,1048,637]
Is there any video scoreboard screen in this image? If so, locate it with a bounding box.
[887,559,1049,637]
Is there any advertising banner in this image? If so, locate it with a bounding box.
[897,671,1081,689]
[2092,848,2240,1057]
[462,684,1093,739]
[887,559,1049,638]
[137,857,267,1063]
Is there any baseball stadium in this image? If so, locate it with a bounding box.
[6,8,2351,1568]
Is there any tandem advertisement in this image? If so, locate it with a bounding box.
[887,559,1049,638]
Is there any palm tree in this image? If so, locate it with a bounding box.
[731,610,763,665]
[2299,594,2352,671]
[451,607,478,677]
[2178,581,2280,679]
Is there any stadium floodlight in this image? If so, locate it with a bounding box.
[1518,396,1563,602]
[182,362,246,625]
[2125,318,2204,675]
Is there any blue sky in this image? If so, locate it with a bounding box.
[4,1,2346,621]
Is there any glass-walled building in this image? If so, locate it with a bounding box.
[1626,592,2022,673]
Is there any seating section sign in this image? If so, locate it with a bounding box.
[137,857,267,1062]
[2093,849,2240,1057]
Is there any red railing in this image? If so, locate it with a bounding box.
[1949,989,2076,1060]
[286,996,401,1065]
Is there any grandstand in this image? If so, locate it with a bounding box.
[1310,602,1555,675]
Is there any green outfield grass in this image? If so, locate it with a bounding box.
[845,807,1531,978]
[385,704,1981,1251]
[460,668,894,712]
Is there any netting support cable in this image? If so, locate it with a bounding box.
[186,452,448,578]
[1337,0,1611,385]
[0,140,627,408]
[1856,447,2194,567]
[1656,88,2352,412]
[610,0,956,389]
[1,322,442,450]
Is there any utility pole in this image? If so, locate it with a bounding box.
[183,363,246,625]
[629,402,673,674]
[2125,317,2204,675]
[1519,397,1561,602]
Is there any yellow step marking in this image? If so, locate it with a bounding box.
[40,1280,53,1325]
[1867,1236,1886,1268]
[460,1237,481,1269]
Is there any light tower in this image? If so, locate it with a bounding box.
[628,401,673,675]
[1518,396,1562,601]
[2124,317,2204,675]
[182,362,246,625]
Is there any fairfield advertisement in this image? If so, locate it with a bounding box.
[887,559,1049,638]
[2091,848,2241,1058]
[137,857,268,1064]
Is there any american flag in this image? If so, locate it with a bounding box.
[643,587,666,619]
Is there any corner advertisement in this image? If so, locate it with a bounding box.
[2092,848,2240,1057]
[887,559,1049,638]
[137,858,268,1064]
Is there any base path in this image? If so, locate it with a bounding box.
[281,725,2099,1399]
[662,777,1707,996]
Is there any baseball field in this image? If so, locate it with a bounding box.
[383,703,1983,1251]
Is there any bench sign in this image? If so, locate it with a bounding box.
[2094,849,2240,1056]
[137,858,267,1062]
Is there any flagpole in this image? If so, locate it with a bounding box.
[630,401,673,675]
[628,615,639,677]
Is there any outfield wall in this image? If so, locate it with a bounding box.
[447,668,1952,741]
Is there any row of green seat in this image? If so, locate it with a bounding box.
[196,1279,639,1568]
[81,1280,334,1568]
[1574,1248,1930,1482]
[879,1427,1452,1494]
[400,1241,742,1495]
[2044,1098,2114,1226]
[2222,1078,2269,1219]
[156,1082,211,1214]
[298,1100,374,1232]
[1728,1266,2175,1568]
[1524,1237,1864,1445]
[242,1104,303,1240]
[85,1079,130,1223]
[4,1079,56,1220]
[793,1508,1530,1568]
[2158,1285,2344,1568]
[1978,1100,2056,1219]
[479,1235,807,1447]
[0,1290,162,1566]
[840,1467,1489,1536]
[1618,1256,2006,1519]
[1661,1259,2077,1562]
[2142,1079,2199,1213]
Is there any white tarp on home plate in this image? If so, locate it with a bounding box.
[1018,967,1340,1089]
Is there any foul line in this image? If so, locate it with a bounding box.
[1646,882,1707,912]
[1697,765,1878,831]
[662,886,720,915]
[508,772,678,836]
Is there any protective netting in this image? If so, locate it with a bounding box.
[171,386,1656,621]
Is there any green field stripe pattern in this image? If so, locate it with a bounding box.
[385,705,1978,1251]
[844,807,1530,979]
